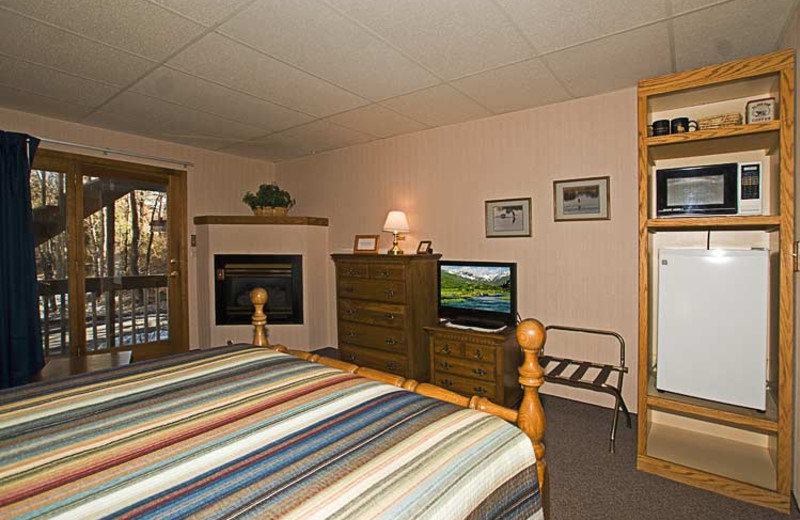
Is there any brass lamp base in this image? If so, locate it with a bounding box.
[388,232,405,255]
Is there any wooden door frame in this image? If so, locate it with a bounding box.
[32,149,189,359]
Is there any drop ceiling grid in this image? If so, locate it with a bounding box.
[0,0,794,162]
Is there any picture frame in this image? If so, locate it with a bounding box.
[745,97,776,124]
[416,240,432,254]
[353,234,379,254]
[485,198,532,238]
[553,176,610,222]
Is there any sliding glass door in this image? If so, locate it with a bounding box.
[31,150,188,361]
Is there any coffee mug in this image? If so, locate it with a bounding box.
[652,119,670,136]
[671,117,698,134]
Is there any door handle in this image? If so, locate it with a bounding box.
[169,270,179,278]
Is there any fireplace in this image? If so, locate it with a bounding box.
[214,254,303,325]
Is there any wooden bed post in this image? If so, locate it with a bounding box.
[250,287,268,347]
[516,319,548,499]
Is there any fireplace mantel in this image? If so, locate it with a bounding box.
[194,215,328,226]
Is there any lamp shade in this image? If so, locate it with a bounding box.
[382,210,410,232]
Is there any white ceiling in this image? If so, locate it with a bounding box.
[0,0,796,162]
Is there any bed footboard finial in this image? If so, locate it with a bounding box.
[515,319,547,491]
[250,287,268,347]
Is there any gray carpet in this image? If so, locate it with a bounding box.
[544,395,797,519]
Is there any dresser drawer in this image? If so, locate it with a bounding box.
[369,263,406,281]
[338,299,406,329]
[433,355,495,382]
[338,322,407,353]
[337,279,406,304]
[433,337,465,357]
[432,373,496,400]
[464,343,496,363]
[337,262,369,279]
[339,345,407,377]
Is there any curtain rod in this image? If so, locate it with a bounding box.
[30,136,193,168]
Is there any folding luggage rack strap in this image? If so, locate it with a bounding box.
[540,325,632,453]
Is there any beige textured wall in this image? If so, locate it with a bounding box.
[0,107,275,349]
[277,88,640,410]
[778,6,800,504]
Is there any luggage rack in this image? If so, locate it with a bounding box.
[541,325,631,453]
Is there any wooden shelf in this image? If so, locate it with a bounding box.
[646,121,779,147]
[646,215,781,231]
[646,373,777,433]
[194,215,329,226]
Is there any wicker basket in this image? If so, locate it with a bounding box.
[253,206,289,217]
[697,112,743,130]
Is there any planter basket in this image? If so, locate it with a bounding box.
[253,207,289,217]
[697,112,743,130]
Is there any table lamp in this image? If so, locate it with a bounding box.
[383,210,409,255]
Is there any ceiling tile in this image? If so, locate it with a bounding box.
[380,84,492,127]
[132,67,312,133]
[219,0,439,100]
[452,58,572,114]
[326,104,428,138]
[0,84,94,121]
[670,0,729,14]
[168,33,368,117]
[0,55,118,107]
[327,0,533,79]
[151,0,252,26]
[0,0,205,62]
[496,0,668,54]
[0,9,156,85]
[271,120,374,153]
[673,0,795,71]
[544,22,672,98]
[93,91,268,142]
[220,139,311,162]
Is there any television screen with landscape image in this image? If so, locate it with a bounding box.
[440,263,513,315]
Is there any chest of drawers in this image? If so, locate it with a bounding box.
[332,254,440,380]
[425,325,521,407]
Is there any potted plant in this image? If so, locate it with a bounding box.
[242,183,296,216]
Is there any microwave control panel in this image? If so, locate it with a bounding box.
[738,162,762,216]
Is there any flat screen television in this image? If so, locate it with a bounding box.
[438,260,517,328]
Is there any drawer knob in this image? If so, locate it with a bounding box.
[384,313,396,321]
[345,308,356,315]
[441,379,453,388]
[385,337,398,346]
[386,361,399,371]
[345,331,356,338]
[380,270,390,278]
[473,368,486,376]
[472,350,483,360]
[441,345,451,355]
[440,361,451,369]
[383,289,395,297]
[473,386,488,396]
[344,353,356,362]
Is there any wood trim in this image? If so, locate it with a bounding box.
[646,216,781,231]
[637,455,790,513]
[638,49,794,96]
[193,215,329,226]
[38,148,184,178]
[250,287,549,512]
[66,159,86,356]
[170,170,190,354]
[645,121,780,147]
[637,90,649,459]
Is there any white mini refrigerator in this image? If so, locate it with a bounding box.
[656,249,769,410]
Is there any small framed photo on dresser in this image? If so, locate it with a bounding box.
[353,235,379,254]
[416,240,432,254]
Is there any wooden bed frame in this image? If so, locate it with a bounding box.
[250,288,549,509]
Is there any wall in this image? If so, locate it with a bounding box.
[0,107,275,349]
[779,4,800,505]
[277,88,639,410]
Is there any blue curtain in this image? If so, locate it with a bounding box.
[0,131,42,388]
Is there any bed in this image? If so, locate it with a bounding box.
[0,288,548,519]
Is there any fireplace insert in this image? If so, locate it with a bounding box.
[214,254,302,325]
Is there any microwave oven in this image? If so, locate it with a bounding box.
[655,162,762,217]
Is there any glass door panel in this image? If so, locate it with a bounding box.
[82,175,169,353]
[31,168,69,356]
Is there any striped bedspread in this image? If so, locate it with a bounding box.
[0,346,542,520]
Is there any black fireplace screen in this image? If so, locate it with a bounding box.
[214,254,303,325]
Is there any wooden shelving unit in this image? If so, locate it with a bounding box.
[637,50,795,513]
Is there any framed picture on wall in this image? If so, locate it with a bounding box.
[353,235,379,254]
[553,176,610,221]
[485,198,532,238]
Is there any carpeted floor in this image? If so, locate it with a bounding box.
[543,395,798,519]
